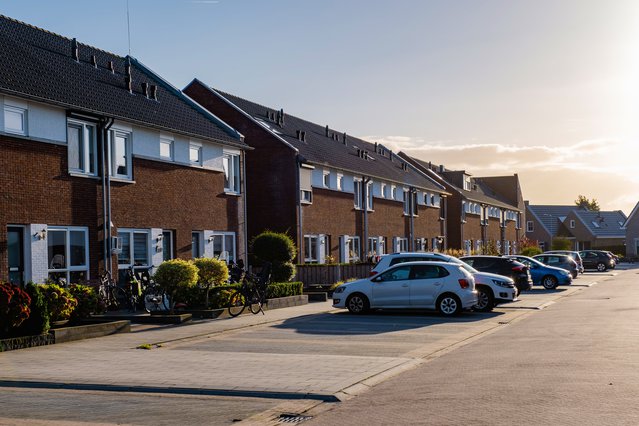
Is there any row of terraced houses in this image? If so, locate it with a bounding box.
[11,16,635,286]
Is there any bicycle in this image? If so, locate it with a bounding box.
[227,262,271,317]
[98,270,127,311]
[137,267,170,313]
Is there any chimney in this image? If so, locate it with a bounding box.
[141,82,149,98]
[265,109,270,119]
[108,61,115,73]
[439,164,444,173]
[389,150,393,161]
[342,132,347,144]
[301,131,306,142]
[325,125,329,137]
[90,55,97,67]
[71,38,79,61]
[374,142,378,152]
[150,85,158,100]
[356,148,361,157]
[364,150,369,159]
[296,130,301,140]
[279,108,285,126]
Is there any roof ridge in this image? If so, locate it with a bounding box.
[0,14,123,59]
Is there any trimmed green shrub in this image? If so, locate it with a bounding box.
[153,259,199,313]
[0,282,31,337]
[68,284,98,322]
[193,257,229,307]
[209,289,235,309]
[15,283,49,336]
[41,284,77,322]
[271,262,296,283]
[521,246,542,257]
[266,282,303,299]
[251,231,296,264]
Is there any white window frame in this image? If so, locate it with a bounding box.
[223,152,241,193]
[323,171,330,188]
[366,181,374,211]
[301,189,313,204]
[4,104,27,135]
[570,220,576,228]
[354,179,363,209]
[117,229,150,270]
[47,226,90,283]
[527,221,534,232]
[391,185,397,200]
[380,183,387,199]
[463,176,472,191]
[347,236,361,262]
[337,174,344,191]
[403,190,411,215]
[304,235,319,263]
[190,142,202,165]
[210,231,237,263]
[110,129,133,180]
[67,119,98,176]
[160,136,174,160]
[368,236,386,258]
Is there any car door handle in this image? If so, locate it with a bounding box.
[434,282,442,286]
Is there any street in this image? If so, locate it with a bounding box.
[0,268,636,425]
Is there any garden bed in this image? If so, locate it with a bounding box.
[0,333,54,352]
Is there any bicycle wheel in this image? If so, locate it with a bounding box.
[249,288,264,314]
[109,286,128,311]
[227,290,247,317]
[144,290,169,313]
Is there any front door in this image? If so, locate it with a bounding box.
[7,227,24,285]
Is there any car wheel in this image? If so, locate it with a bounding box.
[542,275,558,290]
[596,262,607,272]
[437,294,462,317]
[474,287,494,312]
[571,271,578,279]
[346,293,369,314]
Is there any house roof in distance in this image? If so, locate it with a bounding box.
[0,15,245,148]
[573,210,627,237]
[189,81,446,192]
[526,205,576,236]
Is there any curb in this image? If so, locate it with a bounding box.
[0,380,340,402]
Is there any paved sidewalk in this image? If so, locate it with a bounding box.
[0,275,605,403]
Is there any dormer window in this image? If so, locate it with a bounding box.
[463,176,472,191]
[4,103,27,135]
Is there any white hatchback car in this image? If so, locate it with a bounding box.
[371,252,517,312]
[333,261,478,316]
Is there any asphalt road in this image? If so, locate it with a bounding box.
[306,267,639,425]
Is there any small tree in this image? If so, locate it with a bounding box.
[551,237,572,251]
[153,259,199,314]
[519,237,542,256]
[193,257,229,308]
[575,195,600,211]
[251,231,297,282]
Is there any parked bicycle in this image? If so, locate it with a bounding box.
[137,267,170,313]
[227,262,271,317]
[98,270,127,311]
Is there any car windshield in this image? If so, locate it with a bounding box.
[449,257,478,274]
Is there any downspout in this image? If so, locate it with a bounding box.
[296,156,303,264]
[409,187,416,251]
[241,150,249,263]
[101,118,114,275]
[443,195,448,250]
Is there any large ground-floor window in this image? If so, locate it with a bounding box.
[48,226,89,284]
[117,229,150,282]
[210,232,236,263]
[304,234,330,263]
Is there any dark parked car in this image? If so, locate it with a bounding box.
[460,255,533,293]
[533,254,579,279]
[544,250,584,274]
[579,250,616,272]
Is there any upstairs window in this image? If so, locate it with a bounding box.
[354,180,363,209]
[160,137,173,160]
[223,153,241,193]
[366,182,374,211]
[110,130,132,180]
[391,185,397,200]
[67,120,97,176]
[323,171,330,188]
[463,176,472,191]
[190,143,202,165]
[337,174,344,191]
[527,221,534,232]
[570,220,576,228]
[4,104,27,135]
[301,189,313,204]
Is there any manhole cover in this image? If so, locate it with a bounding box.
[278,413,313,423]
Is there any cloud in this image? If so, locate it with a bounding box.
[362,135,639,214]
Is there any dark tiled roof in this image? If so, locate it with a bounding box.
[0,15,244,147]
[408,156,519,210]
[574,210,627,237]
[527,205,578,236]
[207,87,445,192]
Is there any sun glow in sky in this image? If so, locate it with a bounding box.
[2,0,638,213]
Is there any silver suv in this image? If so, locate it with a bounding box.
[371,253,517,312]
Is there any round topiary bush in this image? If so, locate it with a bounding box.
[41,283,77,322]
[251,231,296,264]
[153,259,199,313]
[271,262,296,283]
[193,257,229,308]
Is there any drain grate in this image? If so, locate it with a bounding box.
[278,413,313,423]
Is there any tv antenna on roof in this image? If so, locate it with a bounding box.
[126,0,132,55]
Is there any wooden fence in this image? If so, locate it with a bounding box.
[294,263,373,287]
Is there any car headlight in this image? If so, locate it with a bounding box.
[334,286,346,294]
[492,279,513,288]
[560,270,570,276]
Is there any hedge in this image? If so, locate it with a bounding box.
[175,281,303,309]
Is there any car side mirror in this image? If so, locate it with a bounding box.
[372,276,383,282]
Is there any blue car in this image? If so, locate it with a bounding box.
[505,255,573,289]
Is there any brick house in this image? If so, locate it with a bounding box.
[400,155,524,254]
[524,203,576,250]
[622,201,639,259]
[184,80,449,263]
[0,16,248,285]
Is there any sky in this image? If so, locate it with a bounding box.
[2,0,638,214]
